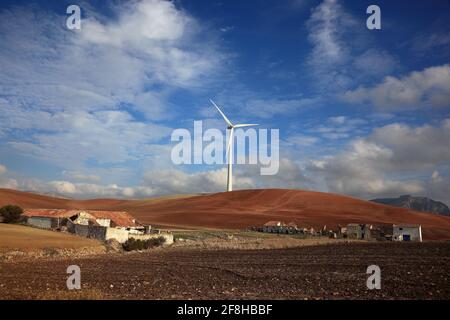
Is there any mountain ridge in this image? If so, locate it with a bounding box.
[371,195,450,216]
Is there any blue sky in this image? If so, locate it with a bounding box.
[0,0,449,204]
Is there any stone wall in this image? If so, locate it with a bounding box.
[88,225,107,241]
[105,227,129,243]
[130,233,174,245]
[74,224,89,237]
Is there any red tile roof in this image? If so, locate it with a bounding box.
[23,209,80,218]
[23,209,138,227]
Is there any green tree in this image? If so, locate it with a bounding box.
[0,205,23,223]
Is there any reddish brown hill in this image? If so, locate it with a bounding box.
[1,188,450,240]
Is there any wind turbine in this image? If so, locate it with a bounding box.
[210,99,258,192]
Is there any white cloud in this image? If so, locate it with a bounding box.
[352,49,397,78]
[0,0,223,171]
[287,134,318,147]
[369,120,450,170]
[427,171,450,204]
[143,168,231,194]
[307,120,450,203]
[62,171,101,183]
[411,32,450,57]
[5,109,172,168]
[244,97,321,118]
[142,157,310,195]
[306,0,354,90]
[306,0,397,91]
[306,116,368,140]
[0,164,19,189]
[342,64,450,110]
[47,181,154,198]
[14,178,155,199]
[307,0,352,66]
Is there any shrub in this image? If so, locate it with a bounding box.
[0,205,23,223]
[122,236,166,251]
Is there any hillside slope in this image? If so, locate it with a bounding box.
[1,188,450,239]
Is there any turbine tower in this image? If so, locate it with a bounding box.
[210,99,258,192]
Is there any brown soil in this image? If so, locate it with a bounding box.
[0,242,449,300]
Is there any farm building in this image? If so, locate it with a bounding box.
[393,224,422,242]
[22,209,173,244]
[263,221,285,233]
[346,223,372,240]
[24,209,77,230]
[286,222,298,234]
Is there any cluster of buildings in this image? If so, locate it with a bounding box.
[22,209,173,245]
[251,221,423,242]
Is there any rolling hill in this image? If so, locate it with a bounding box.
[1,188,450,240]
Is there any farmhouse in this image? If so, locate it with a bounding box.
[393,224,422,242]
[22,209,173,244]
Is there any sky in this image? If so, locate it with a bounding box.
[0,0,449,205]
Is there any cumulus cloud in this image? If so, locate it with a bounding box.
[142,158,311,195]
[308,140,425,198]
[0,0,222,171]
[369,120,450,170]
[12,178,155,199]
[307,120,450,204]
[0,164,19,189]
[4,108,172,168]
[342,64,450,110]
[143,168,230,194]
[427,171,450,204]
[46,181,154,198]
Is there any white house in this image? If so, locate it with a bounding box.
[393,224,422,242]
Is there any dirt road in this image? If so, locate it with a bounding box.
[0,242,449,300]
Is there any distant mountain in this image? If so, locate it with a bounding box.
[371,195,450,216]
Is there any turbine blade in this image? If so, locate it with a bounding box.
[233,123,259,128]
[210,99,233,127]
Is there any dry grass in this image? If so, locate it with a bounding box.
[36,288,106,300]
[0,223,103,253]
[172,229,351,250]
